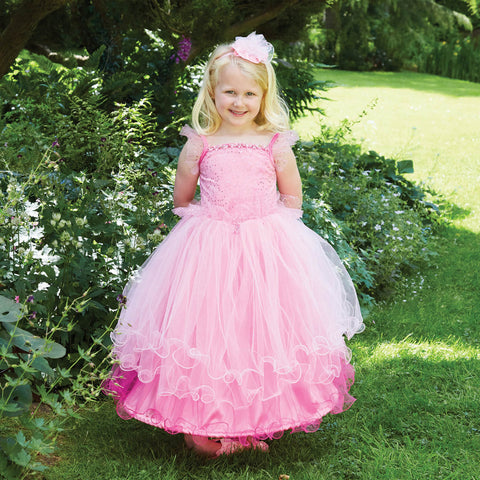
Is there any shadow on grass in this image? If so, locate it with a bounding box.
[315,69,480,98]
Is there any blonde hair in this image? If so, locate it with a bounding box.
[192,43,290,135]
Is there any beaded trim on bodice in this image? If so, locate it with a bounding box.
[207,143,270,152]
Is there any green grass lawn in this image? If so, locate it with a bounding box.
[296,69,480,233]
[43,71,480,480]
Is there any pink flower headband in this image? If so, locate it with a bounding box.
[218,32,274,64]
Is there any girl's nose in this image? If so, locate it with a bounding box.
[233,96,243,106]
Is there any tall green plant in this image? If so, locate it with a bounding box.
[0,293,117,479]
[420,37,480,82]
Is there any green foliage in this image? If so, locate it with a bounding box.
[275,60,330,120]
[0,290,115,479]
[0,146,178,361]
[0,51,160,175]
[301,0,480,80]
[419,36,480,82]
[297,124,442,299]
[0,295,65,478]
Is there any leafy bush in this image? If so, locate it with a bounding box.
[0,51,160,175]
[297,125,442,298]
[0,143,178,359]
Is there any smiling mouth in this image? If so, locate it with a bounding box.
[230,110,247,116]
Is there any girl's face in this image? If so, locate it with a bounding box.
[213,63,263,133]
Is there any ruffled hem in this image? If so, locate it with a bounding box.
[104,355,355,440]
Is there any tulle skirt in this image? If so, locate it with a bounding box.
[104,206,364,441]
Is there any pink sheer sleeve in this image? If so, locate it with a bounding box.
[271,131,302,210]
[179,125,205,175]
[271,130,299,172]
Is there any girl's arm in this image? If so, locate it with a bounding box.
[276,147,303,209]
[173,146,200,207]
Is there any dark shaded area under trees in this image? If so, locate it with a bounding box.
[0,0,328,79]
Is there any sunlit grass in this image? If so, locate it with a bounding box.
[364,339,480,362]
[294,69,480,233]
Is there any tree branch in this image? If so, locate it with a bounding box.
[26,42,89,67]
[223,0,302,39]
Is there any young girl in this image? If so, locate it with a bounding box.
[105,32,364,457]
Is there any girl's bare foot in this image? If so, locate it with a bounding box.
[247,435,269,452]
[184,434,221,457]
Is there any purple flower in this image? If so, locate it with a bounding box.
[52,140,60,148]
[116,294,127,306]
[29,311,37,319]
[27,295,34,303]
[177,36,192,62]
[101,137,106,142]
[171,36,192,64]
[4,142,7,147]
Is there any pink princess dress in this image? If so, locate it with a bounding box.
[104,126,364,443]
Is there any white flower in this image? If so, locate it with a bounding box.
[52,213,62,221]
[375,224,382,231]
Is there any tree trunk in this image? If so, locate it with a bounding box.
[0,0,67,79]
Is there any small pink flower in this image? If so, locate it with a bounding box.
[15,296,20,303]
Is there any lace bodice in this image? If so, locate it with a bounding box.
[178,126,300,222]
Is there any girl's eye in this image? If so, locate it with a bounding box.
[226,90,235,95]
